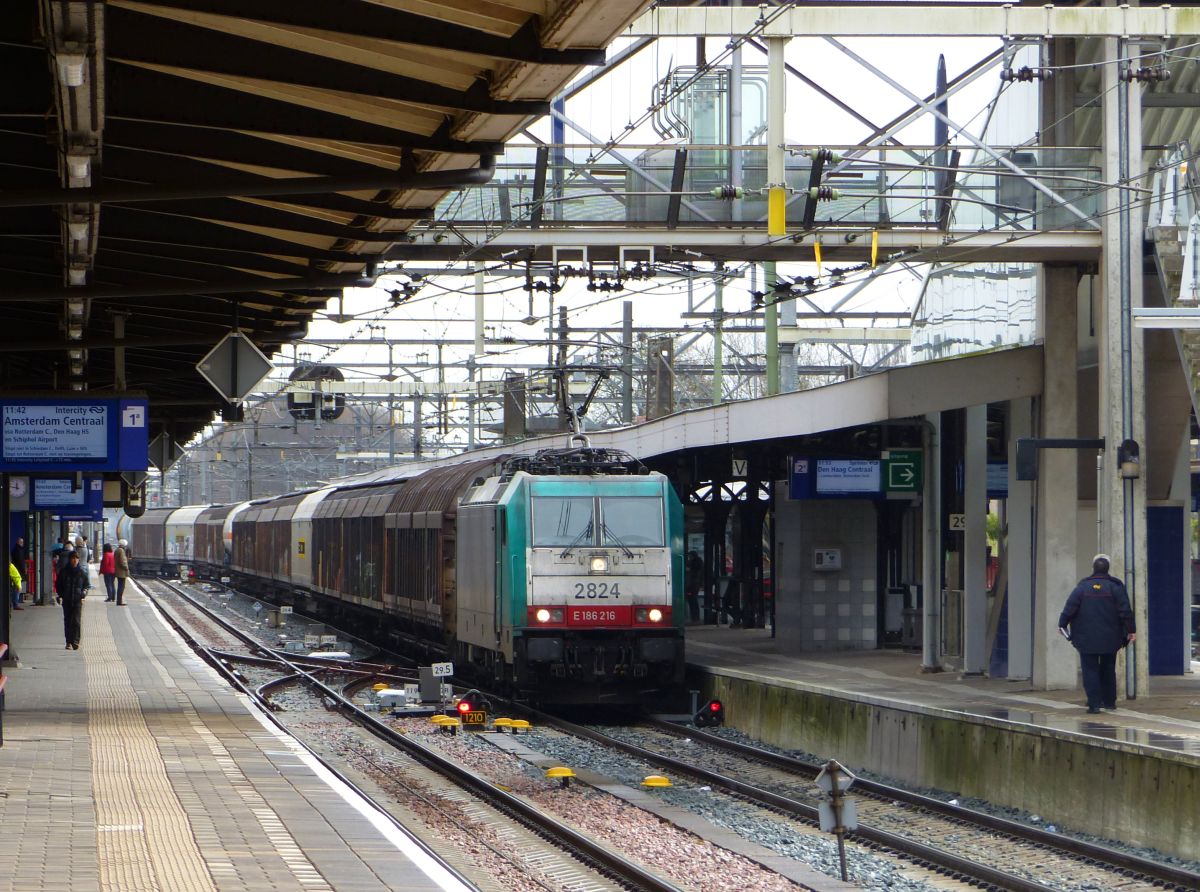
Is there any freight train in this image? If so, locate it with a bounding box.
[129,444,686,704]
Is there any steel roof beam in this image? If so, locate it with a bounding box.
[0,273,367,303]
[125,0,605,65]
[105,198,387,241]
[627,5,1200,38]
[386,227,1102,263]
[106,7,549,116]
[106,65,504,153]
[101,119,389,178]
[98,211,382,264]
[102,152,435,220]
[95,243,310,278]
[0,154,495,208]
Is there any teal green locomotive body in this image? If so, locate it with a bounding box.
[456,466,685,703]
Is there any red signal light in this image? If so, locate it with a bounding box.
[695,699,724,728]
[456,700,472,714]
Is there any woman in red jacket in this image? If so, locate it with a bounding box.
[99,543,117,602]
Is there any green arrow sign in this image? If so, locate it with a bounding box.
[884,449,923,492]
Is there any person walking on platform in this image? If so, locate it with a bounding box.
[10,536,25,610]
[114,539,130,605]
[99,543,117,602]
[1058,554,1137,714]
[8,561,23,613]
[55,550,89,650]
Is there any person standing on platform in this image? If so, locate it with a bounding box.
[10,536,25,610]
[57,543,75,572]
[99,543,117,602]
[684,550,702,623]
[114,539,130,605]
[79,534,90,565]
[1058,553,1137,714]
[8,561,23,613]
[55,550,89,650]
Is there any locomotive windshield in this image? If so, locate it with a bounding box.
[531,495,664,548]
[599,497,664,547]
[532,496,594,547]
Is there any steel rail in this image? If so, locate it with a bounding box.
[138,579,483,892]
[526,709,1061,892]
[646,718,1200,892]
[147,579,684,892]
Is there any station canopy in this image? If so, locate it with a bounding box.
[0,0,646,443]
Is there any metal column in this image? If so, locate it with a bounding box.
[764,36,788,396]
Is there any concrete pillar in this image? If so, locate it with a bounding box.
[1034,265,1080,689]
[921,412,942,671]
[1006,396,1034,680]
[1100,38,1149,698]
[1169,427,1192,670]
[963,404,988,674]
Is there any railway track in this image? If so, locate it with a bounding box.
[524,710,1200,892]
[140,578,686,892]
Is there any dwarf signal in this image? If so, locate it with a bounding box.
[694,698,724,728]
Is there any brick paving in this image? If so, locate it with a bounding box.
[0,581,467,892]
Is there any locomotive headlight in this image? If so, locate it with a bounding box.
[535,608,563,623]
[589,555,609,573]
[536,608,552,623]
[648,608,663,623]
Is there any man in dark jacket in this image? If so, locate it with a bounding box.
[55,550,89,650]
[1058,554,1137,713]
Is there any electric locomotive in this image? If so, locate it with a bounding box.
[456,446,685,702]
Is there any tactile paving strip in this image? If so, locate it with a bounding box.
[87,600,219,892]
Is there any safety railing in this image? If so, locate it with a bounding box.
[430,143,1102,233]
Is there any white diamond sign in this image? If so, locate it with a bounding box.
[197,332,273,402]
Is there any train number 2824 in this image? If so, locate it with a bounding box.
[573,581,621,599]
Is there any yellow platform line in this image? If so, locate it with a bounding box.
[86,599,218,892]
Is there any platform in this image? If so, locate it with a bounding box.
[0,580,469,892]
[686,626,1200,862]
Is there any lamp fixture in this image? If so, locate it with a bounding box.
[1131,307,1200,329]
[57,52,85,88]
[67,218,89,241]
[68,323,83,340]
[68,267,86,286]
[1117,439,1141,480]
[66,151,90,180]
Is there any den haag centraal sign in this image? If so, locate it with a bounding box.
[0,399,149,472]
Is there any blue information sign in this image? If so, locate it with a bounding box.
[32,476,104,519]
[790,456,883,500]
[0,398,148,472]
